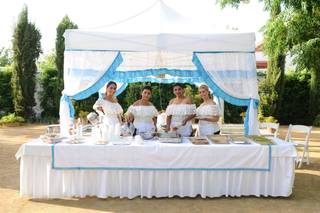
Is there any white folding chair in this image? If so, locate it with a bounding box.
[259,122,279,138]
[285,124,312,168]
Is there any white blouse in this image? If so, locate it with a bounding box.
[166,104,196,117]
[127,105,158,124]
[165,104,196,137]
[196,104,220,118]
[93,99,123,125]
[196,103,220,135]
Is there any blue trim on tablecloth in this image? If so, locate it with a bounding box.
[50,144,272,172]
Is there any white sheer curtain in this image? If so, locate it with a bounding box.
[196,53,259,100]
[59,51,120,136]
[196,52,259,135]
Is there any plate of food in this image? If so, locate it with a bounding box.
[40,134,64,144]
[157,131,182,143]
[95,140,109,145]
[139,132,156,140]
[207,135,230,144]
[247,135,275,145]
[190,137,209,145]
[158,137,182,143]
[229,135,252,145]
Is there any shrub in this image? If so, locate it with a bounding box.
[0,113,25,126]
[78,110,89,124]
[313,114,320,127]
[258,79,278,117]
[0,66,14,114]
[265,116,278,123]
[39,68,60,117]
[278,71,311,125]
[34,116,59,124]
[224,102,246,124]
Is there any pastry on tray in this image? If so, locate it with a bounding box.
[247,135,275,145]
[190,137,209,145]
[207,135,229,144]
[158,137,182,143]
[229,135,251,144]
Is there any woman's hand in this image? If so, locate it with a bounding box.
[181,119,187,126]
[97,106,104,113]
[172,126,179,131]
[126,113,134,123]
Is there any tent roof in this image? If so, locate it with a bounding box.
[64,1,255,52]
[64,31,255,52]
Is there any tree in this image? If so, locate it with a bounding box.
[218,0,287,118]
[285,1,320,123]
[11,6,41,117]
[263,10,287,117]
[0,47,12,67]
[0,67,14,114]
[38,51,60,117]
[55,15,78,90]
[218,0,320,124]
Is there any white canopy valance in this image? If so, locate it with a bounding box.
[65,31,255,52]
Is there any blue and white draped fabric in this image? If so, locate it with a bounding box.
[59,51,122,136]
[60,31,260,136]
[193,53,259,135]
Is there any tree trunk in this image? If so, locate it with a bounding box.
[266,54,286,117]
[309,67,320,124]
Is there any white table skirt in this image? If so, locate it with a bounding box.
[17,138,296,199]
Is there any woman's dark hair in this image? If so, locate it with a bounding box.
[141,85,152,93]
[173,83,184,89]
[106,81,117,88]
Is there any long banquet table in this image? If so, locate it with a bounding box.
[15,136,297,199]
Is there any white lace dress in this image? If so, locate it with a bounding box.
[126,105,158,133]
[196,104,220,136]
[166,104,196,137]
[93,99,123,126]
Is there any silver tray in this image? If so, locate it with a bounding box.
[158,137,182,143]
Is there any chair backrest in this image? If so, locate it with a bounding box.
[220,124,244,135]
[285,124,312,144]
[259,122,280,137]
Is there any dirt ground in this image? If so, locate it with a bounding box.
[0,124,319,213]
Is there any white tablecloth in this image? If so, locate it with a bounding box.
[16,137,297,199]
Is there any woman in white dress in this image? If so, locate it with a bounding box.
[196,84,220,136]
[166,84,196,137]
[93,81,123,126]
[125,86,158,134]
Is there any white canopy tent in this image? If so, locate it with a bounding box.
[59,0,260,136]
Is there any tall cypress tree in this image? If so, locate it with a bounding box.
[12,6,41,117]
[55,15,78,90]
